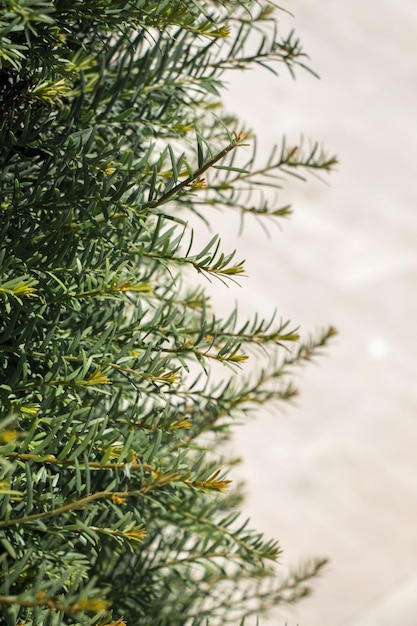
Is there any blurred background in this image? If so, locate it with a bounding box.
[205,1,417,624]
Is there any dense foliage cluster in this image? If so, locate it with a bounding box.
[0,1,336,624]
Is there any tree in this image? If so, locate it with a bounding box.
[0,1,337,624]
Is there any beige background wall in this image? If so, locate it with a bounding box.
[205,1,416,624]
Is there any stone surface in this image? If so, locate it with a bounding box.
[197,0,417,624]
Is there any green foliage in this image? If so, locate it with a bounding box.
[0,1,337,624]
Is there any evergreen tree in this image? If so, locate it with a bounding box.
[0,1,337,624]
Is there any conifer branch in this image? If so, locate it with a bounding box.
[0,2,334,623]
[148,132,248,209]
